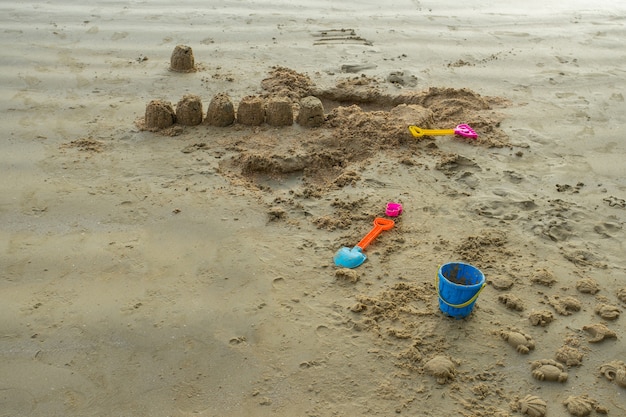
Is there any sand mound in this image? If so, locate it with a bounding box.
[297,96,325,127]
[237,95,265,126]
[170,44,196,72]
[206,93,235,127]
[143,99,176,130]
[265,96,293,127]
[260,66,315,101]
[176,94,203,126]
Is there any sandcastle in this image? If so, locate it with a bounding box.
[237,95,266,126]
[170,45,195,72]
[143,93,324,131]
[296,96,324,128]
[206,93,235,127]
[144,99,176,129]
[266,96,293,127]
[141,46,328,131]
[176,94,203,126]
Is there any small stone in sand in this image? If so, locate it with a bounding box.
[296,96,325,128]
[529,309,554,327]
[175,94,203,126]
[170,44,195,72]
[237,96,265,126]
[266,96,293,127]
[144,99,176,129]
[617,287,626,303]
[575,277,600,294]
[206,93,235,127]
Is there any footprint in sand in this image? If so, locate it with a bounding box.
[315,325,331,338]
[271,276,286,289]
[533,219,573,242]
[593,221,622,238]
[435,154,481,178]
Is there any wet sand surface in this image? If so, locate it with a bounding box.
[1,1,625,416]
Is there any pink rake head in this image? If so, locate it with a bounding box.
[453,124,478,139]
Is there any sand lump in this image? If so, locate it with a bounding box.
[144,99,176,130]
[170,44,195,72]
[296,96,324,127]
[237,95,266,126]
[599,360,626,388]
[205,93,235,127]
[175,94,203,126]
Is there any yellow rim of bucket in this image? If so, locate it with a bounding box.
[435,274,486,309]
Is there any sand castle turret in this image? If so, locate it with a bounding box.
[297,96,324,128]
[144,99,176,129]
[170,45,195,72]
[266,97,294,127]
[206,93,235,127]
[237,96,265,126]
[175,94,203,126]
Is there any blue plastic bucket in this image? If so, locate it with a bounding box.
[437,262,486,319]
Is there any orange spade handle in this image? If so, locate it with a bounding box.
[356,217,395,251]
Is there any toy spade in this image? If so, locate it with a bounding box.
[334,217,395,268]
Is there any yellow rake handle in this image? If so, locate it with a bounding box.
[408,124,477,139]
[409,126,455,137]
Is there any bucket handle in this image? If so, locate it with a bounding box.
[435,274,486,309]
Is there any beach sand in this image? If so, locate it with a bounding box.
[1,1,625,416]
